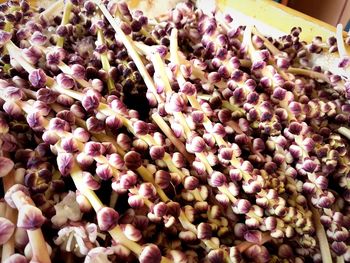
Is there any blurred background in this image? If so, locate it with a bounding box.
[276,0,350,30]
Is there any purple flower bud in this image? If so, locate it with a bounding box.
[36,88,56,104]
[26,112,45,132]
[71,64,86,79]
[172,153,185,168]
[97,207,119,231]
[289,145,302,159]
[133,120,149,136]
[127,195,144,208]
[154,170,171,189]
[124,151,142,170]
[197,222,212,240]
[0,30,12,45]
[233,199,251,214]
[57,73,75,89]
[105,115,123,131]
[210,171,226,187]
[29,69,47,88]
[219,147,233,161]
[117,133,131,151]
[212,123,226,137]
[167,93,186,113]
[86,117,104,133]
[288,122,303,135]
[119,171,138,189]
[152,202,168,217]
[96,164,113,180]
[139,244,162,263]
[30,31,47,45]
[139,183,156,198]
[180,82,196,96]
[121,224,142,242]
[82,90,100,111]
[4,86,24,100]
[17,204,45,230]
[302,159,317,173]
[244,230,262,244]
[331,241,347,256]
[265,216,277,231]
[149,146,165,160]
[191,136,206,153]
[57,153,74,176]
[0,217,15,245]
[184,176,199,190]
[0,157,14,178]
[46,50,62,66]
[207,249,224,263]
[82,172,100,190]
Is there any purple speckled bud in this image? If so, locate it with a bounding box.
[139,183,156,198]
[139,244,161,263]
[17,204,46,230]
[97,207,119,231]
[210,171,226,187]
[57,73,75,89]
[57,153,74,176]
[124,151,142,170]
[133,120,149,136]
[180,82,196,96]
[29,69,47,88]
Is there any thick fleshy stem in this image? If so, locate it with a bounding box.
[1,169,16,263]
[310,204,332,263]
[10,191,51,263]
[95,14,116,94]
[56,0,73,47]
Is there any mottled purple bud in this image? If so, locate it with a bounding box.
[149,146,165,160]
[97,207,119,231]
[302,159,317,173]
[154,170,171,189]
[26,112,45,132]
[0,30,12,45]
[210,171,226,187]
[124,151,142,170]
[331,241,347,256]
[197,222,212,240]
[119,171,138,190]
[57,153,74,176]
[180,82,196,96]
[105,115,123,131]
[0,217,15,245]
[96,164,113,180]
[152,202,168,217]
[30,31,47,45]
[233,199,251,214]
[139,244,161,263]
[29,69,47,88]
[0,157,14,178]
[17,204,45,230]
[57,73,75,89]
[86,117,104,133]
[36,88,56,104]
[82,90,100,111]
[121,224,142,242]
[167,93,186,113]
[190,136,206,153]
[133,120,149,136]
[82,172,100,190]
[139,183,156,199]
[71,64,86,79]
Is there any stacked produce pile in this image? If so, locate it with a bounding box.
[0,0,349,262]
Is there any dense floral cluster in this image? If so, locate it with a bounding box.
[0,0,349,262]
